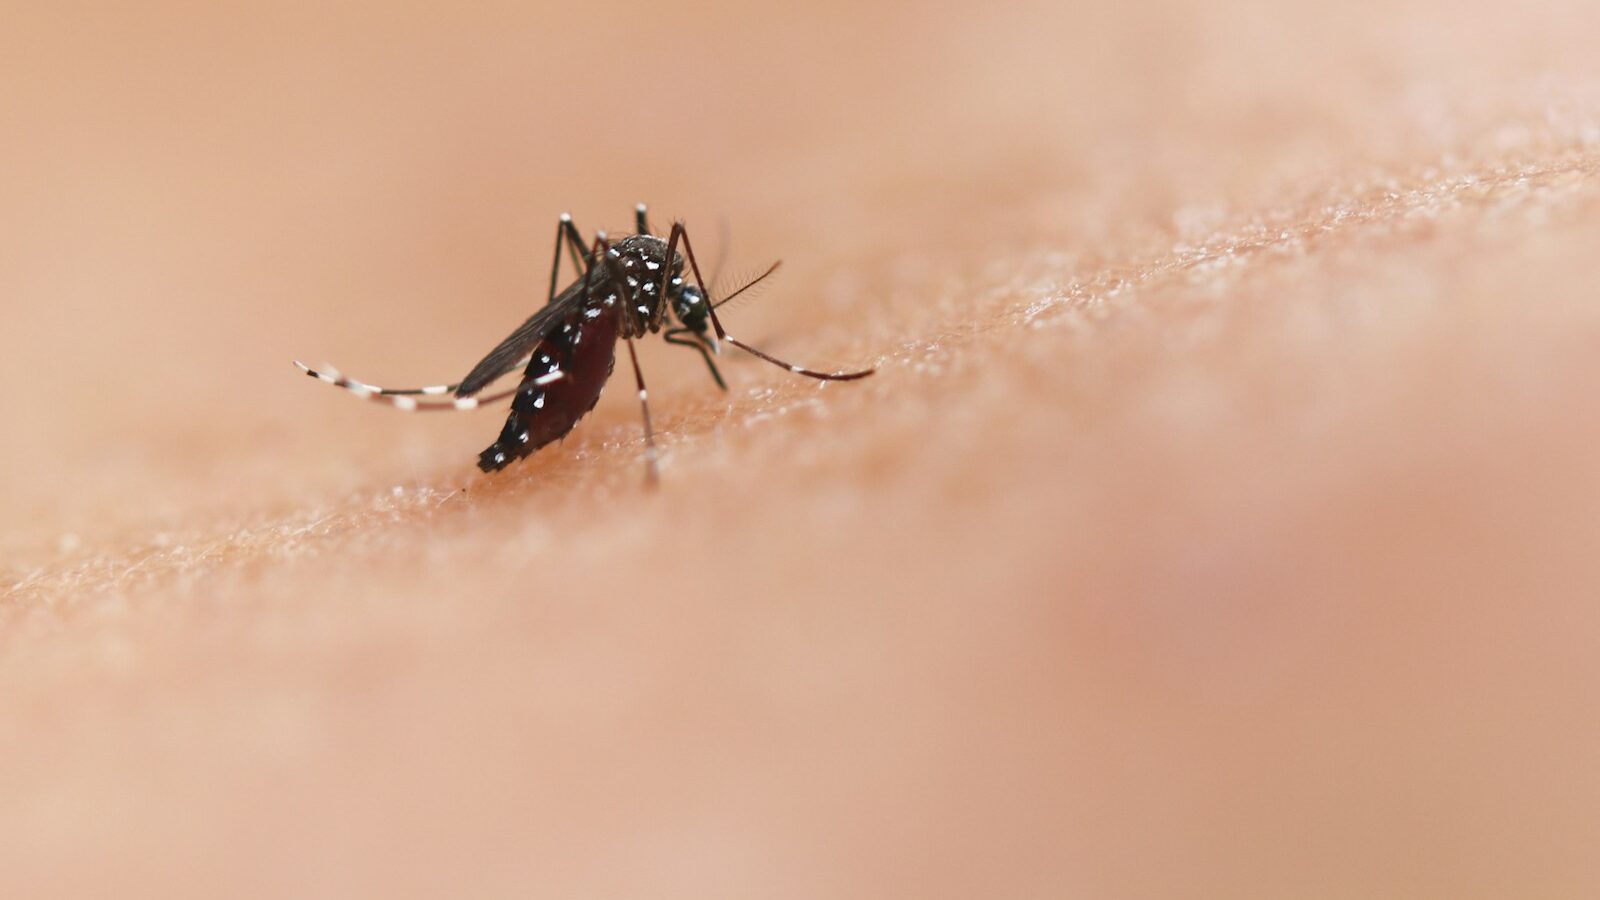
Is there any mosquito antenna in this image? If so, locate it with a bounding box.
[712,261,783,310]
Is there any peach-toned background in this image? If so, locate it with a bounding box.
[4,1,1600,897]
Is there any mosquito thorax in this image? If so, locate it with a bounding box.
[600,233,685,336]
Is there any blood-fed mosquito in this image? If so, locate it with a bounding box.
[294,204,874,480]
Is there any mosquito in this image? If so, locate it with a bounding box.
[294,204,874,481]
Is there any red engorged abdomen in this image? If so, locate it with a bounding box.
[527,307,619,447]
[478,304,619,471]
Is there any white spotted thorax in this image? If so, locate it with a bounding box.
[596,233,690,340]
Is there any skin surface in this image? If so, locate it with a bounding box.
[4,1,1600,896]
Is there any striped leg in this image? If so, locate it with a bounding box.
[294,359,562,411]
[622,334,659,484]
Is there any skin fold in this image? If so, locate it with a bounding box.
[3,1,1600,896]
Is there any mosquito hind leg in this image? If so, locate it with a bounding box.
[293,360,544,411]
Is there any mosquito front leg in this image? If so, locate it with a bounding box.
[663,222,874,381]
[664,327,727,390]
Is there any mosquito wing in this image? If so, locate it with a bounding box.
[455,280,592,397]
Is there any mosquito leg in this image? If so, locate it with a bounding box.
[638,205,727,288]
[662,222,875,381]
[296,356,538,398]
[396,380,555,412]
[294,360,561,410]
[588,233,660,485]
[563,217,587,275]
[303,221,571,402]
[546,213,591,307]
[664,327,727,391]
[622,334,660,485]
[296,361,460,397]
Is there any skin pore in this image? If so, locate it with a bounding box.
[4,1,1600,896]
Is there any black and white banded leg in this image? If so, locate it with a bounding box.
[623,334,659,484]
[293,360,562,411]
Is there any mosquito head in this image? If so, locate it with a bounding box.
[671,282,718,352]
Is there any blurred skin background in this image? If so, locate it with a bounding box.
[4,0,1600,896]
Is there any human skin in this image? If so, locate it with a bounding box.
[4,0,1600,896]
